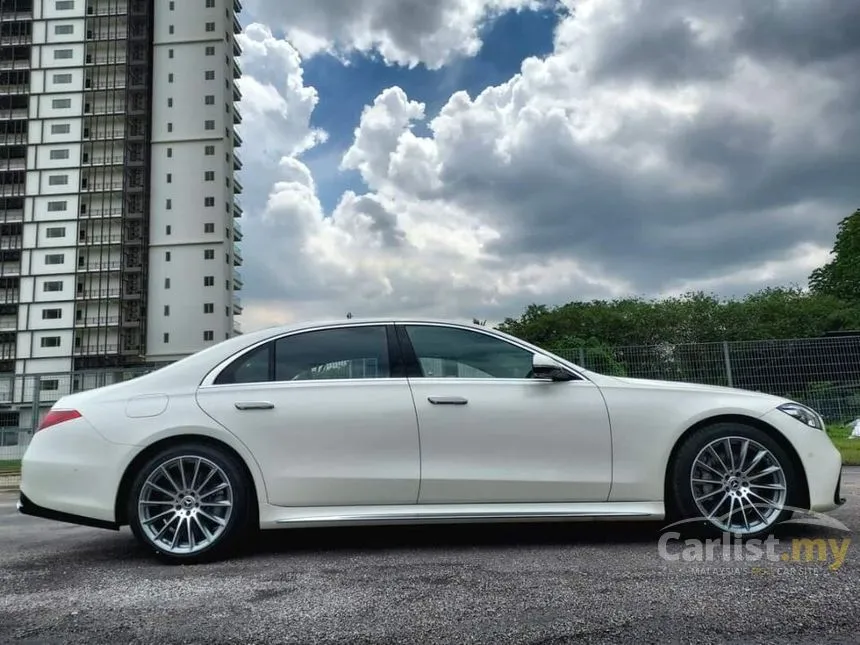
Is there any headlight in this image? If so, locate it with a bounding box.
[778,402,824,430]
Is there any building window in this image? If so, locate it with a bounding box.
[167,147,173,157]
[204,120,215,130]
[204,171,214,181]
[41,379,60,392]
[204,222,215,233]
[206,0,215,6]
[204,145,215,155]
[53,73,73,84]
[166,173,172,183]
[42,309,62,320]
[55,0,75,9]
[50,123,71,135]
[52,98,72,109]
[166,225,172,235]
[47,200,67,212]
[167,97,173,107]
[204,249,215,260]
[169,0,174,8]
[204,95,214,105]
[169,25,174,34]
[168,48,174,58]
[166,199,172,210]
[168,73,174,83]
[53,49,74,60]
[204,197,215,207]
[205,46,215,56]
[204,331,214,341]
[40,337,61,348]
[165,251,171,261]
[164,305,170,316]
[204,276,214,287]
[165,278,171,288]
[45,254,64,265]
[204,303,214,314]
[54,24,74,35]
[205,70,215,80]
[43,281,63,292]
[205,22,215,32]
[164,333,170,343]
[45,227,65,238]
[167,123,173,132]
[49,149,70,160]
[48,175,68,186]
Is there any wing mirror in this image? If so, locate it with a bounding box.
[532,353,575,382]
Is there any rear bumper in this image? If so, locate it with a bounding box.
[17,492,119,531]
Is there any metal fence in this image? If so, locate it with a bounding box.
[1,334,859,462]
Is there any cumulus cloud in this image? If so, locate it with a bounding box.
[243,0,550,69]
[238,0,860,330]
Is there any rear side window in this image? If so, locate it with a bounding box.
[274,326,390,381]
[214,343,271,385]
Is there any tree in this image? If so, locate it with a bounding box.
[809,208,860,302]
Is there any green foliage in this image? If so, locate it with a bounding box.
[810,209,860,302]
[497,287,860,348]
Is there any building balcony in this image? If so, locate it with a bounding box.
[78,260,121,272]
[86,54,127,66]
[0,262,20,276]
[232,321,242,335]
[87,30,128,41]
[0,209,23,223]
[0,235,21,250]
[0,290,18,304]
[0,59,28,71]
[234,0,242,14]
[78,288,120,299]
[233,270,243,289]
[81,234,122,246]
[74,344,119,355]
[232,295,242,314]
[79,316,120,327]
[0,132,26,144]
[86,78,127,91]
[233,200,242,218]
[0,316,15,331]
[81,180,124,193]
[0,184,25,197]
[0,343,14,360]
[0,158,25,171]
[85,103,126,116]
[86,2,128,17]
[84,153,124,166]
[233,108,242,125]
[233,83,242,102]
[233,244,242,265]
[233,152,242,171]
[0,84,28,95]
[0,108,28,120]
[233,221,242,240]
[233,130,243,148]
[232,60,241,79]
[84,129,125,141]
[233,14,241,34]
[233,177,243,194]
[0,12,32,23]
[0,34,31,46]
[80,207,122,219]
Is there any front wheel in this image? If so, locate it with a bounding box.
[127,442,253,564]
[670,422,800,538]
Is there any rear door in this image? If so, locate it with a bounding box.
[196,323,421,507]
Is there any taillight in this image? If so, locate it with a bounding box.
[37,409,82,432]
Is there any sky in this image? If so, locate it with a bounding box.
[232,0,860,332]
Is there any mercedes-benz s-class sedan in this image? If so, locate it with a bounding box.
[18,318,845,563]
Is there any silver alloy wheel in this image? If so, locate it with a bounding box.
[690,436,788,535]
[137,455,234,555]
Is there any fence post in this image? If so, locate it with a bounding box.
[722,342,734,388]
[578,348,586,368]
[30,375,41,432]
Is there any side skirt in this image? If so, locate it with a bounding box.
[259,501,665,529]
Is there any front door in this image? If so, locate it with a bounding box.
[397,324,613,504]
[196,324,421,507]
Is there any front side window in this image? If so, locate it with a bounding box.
[403,325,534,379]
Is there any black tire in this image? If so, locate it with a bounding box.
[669,422,800,539]
[127,442,254,564]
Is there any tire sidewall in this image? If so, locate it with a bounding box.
[127,442,251,564]
[670,422,799,539]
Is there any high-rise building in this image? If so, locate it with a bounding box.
[0,0,244,399]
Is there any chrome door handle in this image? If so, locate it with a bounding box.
[428,396,468,405]
[234,401,275,410]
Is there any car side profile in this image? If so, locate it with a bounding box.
[18,318,845,563]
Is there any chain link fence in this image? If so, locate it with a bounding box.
[2,334,859,463]
[554,335,860,424]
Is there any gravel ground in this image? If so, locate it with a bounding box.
[1,470,859,644]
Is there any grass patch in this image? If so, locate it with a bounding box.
[0,460,21,473]
[827,425,860,466]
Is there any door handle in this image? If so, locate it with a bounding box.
[234,401,275,410]
[428,396,468,405]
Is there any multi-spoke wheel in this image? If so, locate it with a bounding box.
[671,423,799,537]
[128,443,253,564]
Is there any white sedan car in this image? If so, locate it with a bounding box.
[18,318,844,563]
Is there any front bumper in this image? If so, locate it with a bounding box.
[17,492,119,531]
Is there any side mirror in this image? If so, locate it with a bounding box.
[532,353,575,382]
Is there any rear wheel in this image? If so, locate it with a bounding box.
[127,442,252,564]
[670,422,799,538]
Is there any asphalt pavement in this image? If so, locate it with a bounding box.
[2,470,860,644]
